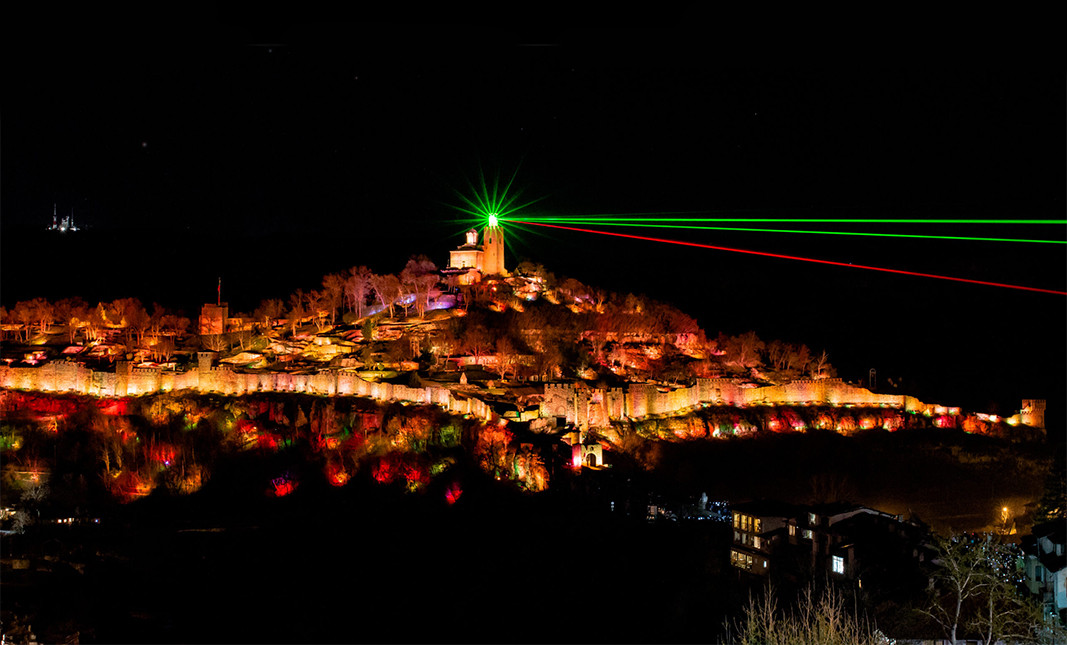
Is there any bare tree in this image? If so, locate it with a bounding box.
[767,339,790,371]
[321,273,346,324]
[306,290,331,331]
[286,300,307,337]
[202,333,229,352]
[253,299,285,332]
[725,584,885,645]
[122,299,150,350]
[495,336,520,380]
[85,303,107,342]
[786,344,812,375]
[811,350,833,379]
[369,273,402,318]
[462,324,492,366]
[345,266,373,319]
[30,298,55,335]
[721,331,766,373]
[400,255,439,318]
[924,535,993,645]
[13,300,36,340]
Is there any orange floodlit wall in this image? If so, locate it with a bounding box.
[540,378,972,429]
[0,358,493,421]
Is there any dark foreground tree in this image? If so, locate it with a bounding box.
[724,584,888,645]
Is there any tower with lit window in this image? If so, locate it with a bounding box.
[482,214,506,277]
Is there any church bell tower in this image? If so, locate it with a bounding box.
[482,215,507,277]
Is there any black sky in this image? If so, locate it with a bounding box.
[2,20,1064,418]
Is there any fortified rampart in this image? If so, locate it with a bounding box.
[0,360,1035,431]
[541,377,980,428]
[0,356,492,421]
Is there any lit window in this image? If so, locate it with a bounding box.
[802,529,813,540]
[754,518,763,533]
[731,550,753,571]
[733,513,739,529]
[832,555,845,575]
[789,524,796,537]
[808,512,817,525]
[753,536,761,549]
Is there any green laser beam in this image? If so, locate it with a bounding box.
[504,215,1067,225]
[500,220,1067,244]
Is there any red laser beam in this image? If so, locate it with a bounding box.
[511,220,1067,296]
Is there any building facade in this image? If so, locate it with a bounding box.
[446,223,507,285]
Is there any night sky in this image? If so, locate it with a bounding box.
[2,21,1064,419]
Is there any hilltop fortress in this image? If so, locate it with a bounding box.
[0,221,1047,432]
[0,356,1046,431]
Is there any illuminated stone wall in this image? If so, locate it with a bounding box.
[1020,399,1046,428]
[0,359,495,422]
[0,362,1006,429]
[541,383,576,423]
[532,376,973,430]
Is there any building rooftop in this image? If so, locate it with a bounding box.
[731,500,802,519]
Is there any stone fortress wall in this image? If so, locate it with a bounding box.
[0,354,492,421]
[541,378,1044,429]
[0,360,1043,430]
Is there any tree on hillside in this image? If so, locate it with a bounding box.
[289,288,307,314]
[286,298,307,337]
[30,298,55,335]
[253,299,285,332]
[122,299,150,349]
[495,336,522,380]
[400,255,439,318]
[12,301,35,341]
[148,303,168,339]
[371,273,403,319]
[430,322,461,368]
[321,273,346,325]
[556,277,591,307]
[306,290,331,331]
[1032,450,1066,524]
[811,350,834,379]
[462,324,493,367]
[152,335,176,362]
[345,266,373,319]
[721,331,766,374]
[786,344,813,376]
[767,339,790,371]
[55,297,89,344]
[85,303,107,341]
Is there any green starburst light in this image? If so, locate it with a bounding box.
[450,166,545,228]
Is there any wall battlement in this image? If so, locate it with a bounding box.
[0,361,493,422]
[0,362,1042,430]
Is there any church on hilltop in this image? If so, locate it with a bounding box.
[443,220,507,285]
